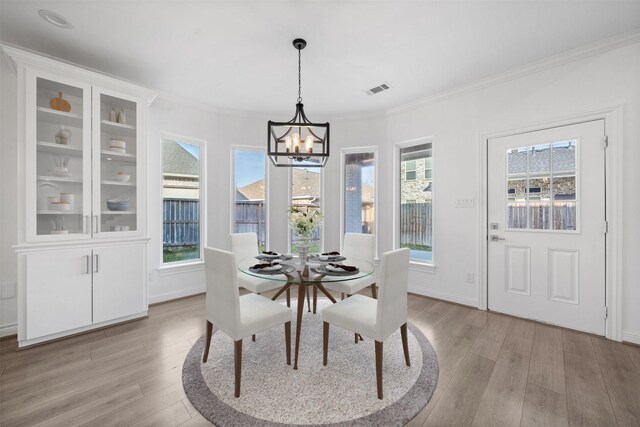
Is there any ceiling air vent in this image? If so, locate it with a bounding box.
[365,82,392,96]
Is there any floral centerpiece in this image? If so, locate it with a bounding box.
[288,206,323,242]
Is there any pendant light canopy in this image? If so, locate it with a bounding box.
[267,38,330,167]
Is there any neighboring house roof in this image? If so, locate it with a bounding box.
[292,168,321,199]
[237,179,265,201]
[508,144,575,175]
[162,141,199,176]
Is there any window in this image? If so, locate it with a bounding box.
[398,141,433,263]
[343,150,376,240]
[290,160,322,252]
[506,140,577,231]
[233,149,267,250]
[162,137,203,264]
[405,160,417,180]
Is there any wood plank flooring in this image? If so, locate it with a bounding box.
[1,290,639,426]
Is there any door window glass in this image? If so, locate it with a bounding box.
[506,140,577,231]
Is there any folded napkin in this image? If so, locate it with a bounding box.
[322,251,340,256]
[328,263,357,272]
[251,263,273,269]
[262,251,278,255]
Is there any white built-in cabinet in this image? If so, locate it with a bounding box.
[3,45,157,347]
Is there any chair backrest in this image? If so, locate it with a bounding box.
[230,232,259,263]
[204,247,241,338]
[376,248,410,340]
[342,233,375,262]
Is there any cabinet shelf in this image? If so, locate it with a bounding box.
[37,141,83,156]
[101,180,136,187]
[102,210,136,215]
[37,210,83,215]
[37,107,83,127]
[37,175,83,183]
[101,150,136,163]
[101,120,136,137]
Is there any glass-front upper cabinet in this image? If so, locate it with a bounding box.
[92,88,142,236]
[26,70,92,241]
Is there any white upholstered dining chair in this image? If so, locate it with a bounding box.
[322,248,410,399]
[202,247,292,397]
[231,232,286,296]
[321,233,377,301]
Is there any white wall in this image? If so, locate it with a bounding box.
[374,42,639,341]
[1,41,638,343]
[0,52,18,335]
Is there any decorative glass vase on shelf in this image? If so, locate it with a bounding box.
[288,206,323,268]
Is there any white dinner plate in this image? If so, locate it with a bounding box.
[261,264,282,271]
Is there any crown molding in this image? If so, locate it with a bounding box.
[0,42,157,104]
[387,29,640,116]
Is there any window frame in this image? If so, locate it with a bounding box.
[393,137,435,268]
[230,145,270,251]
[159,133,206,268]
[288,161,324,254]
[339,146,378,259]
[405,159,417,181]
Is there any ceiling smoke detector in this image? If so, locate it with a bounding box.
[365,82,392,96]
[38,10,72,29]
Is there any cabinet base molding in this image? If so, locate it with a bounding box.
[17,310,147,349]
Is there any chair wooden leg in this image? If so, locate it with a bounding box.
[401,323,411,367]
[306,286,311,312]
[371,283,377,299]
[355,332,358,343]
[234,339,243,398]
[341,292,345,300]
[313,286,318,314]
[202,320,213,363]
[286,287,291,307]
[252,334,255,341]
[285,321,291,365]
[375,340,383,400]
[323,322,329,366]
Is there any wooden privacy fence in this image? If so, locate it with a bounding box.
[508,202,576,230]
[400,203,433,247]
[163,199,200,247]
[234,200,266,246]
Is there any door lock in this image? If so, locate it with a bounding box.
[489,235,506,241]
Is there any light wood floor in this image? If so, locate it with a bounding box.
[2,289,640,426]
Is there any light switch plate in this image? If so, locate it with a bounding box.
[455,198,475,208]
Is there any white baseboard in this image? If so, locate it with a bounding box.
[0,323,17,338]
[623,329,640,345]
[408,286,478,308]
[148,286,205,305]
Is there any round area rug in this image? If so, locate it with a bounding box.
[182,299,438,426]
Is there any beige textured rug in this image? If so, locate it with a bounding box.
[182,299,438,426]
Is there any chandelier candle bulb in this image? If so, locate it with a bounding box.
[285,136,292,153]
[305,135,314,153]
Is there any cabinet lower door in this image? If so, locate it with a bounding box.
[92,244,146,323]
[26,249,93,340]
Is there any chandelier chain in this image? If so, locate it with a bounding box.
[297,48,302,103]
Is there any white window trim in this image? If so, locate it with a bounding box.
[160,132,207,268]
[393,136,435,266]
[339,146,378,259]
[287,163,325,254]
[230,145,270,251]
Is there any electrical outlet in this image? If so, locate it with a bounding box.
[465,273,474,283]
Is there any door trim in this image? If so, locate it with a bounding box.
[477,106,623,341]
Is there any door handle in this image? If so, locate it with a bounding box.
[85,255,90,274]
[489,235,506,241]
[94,254,99,273]
[93,215,98,234]
[83,216,90,234]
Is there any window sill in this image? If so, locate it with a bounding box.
[158,260,205,276]
[409,261,436,274]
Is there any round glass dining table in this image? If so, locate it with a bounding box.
[237,256,375,369]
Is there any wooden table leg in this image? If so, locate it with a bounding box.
[313,286,318,314]
[315,283,337,304]
[293,282,306,370]
[271,282,292,301]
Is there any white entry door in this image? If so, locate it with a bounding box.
[487,120,606,335]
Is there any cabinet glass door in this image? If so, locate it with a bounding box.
[28,73,92,240]
[93,89,140,235]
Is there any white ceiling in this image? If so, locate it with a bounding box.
[2,1,640,116]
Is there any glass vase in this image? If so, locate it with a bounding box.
[296,236,312,268]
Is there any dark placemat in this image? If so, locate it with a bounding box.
[248,265,296,275]
[311,266,359,276]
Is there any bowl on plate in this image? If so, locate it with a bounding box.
[113,173,131,182]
